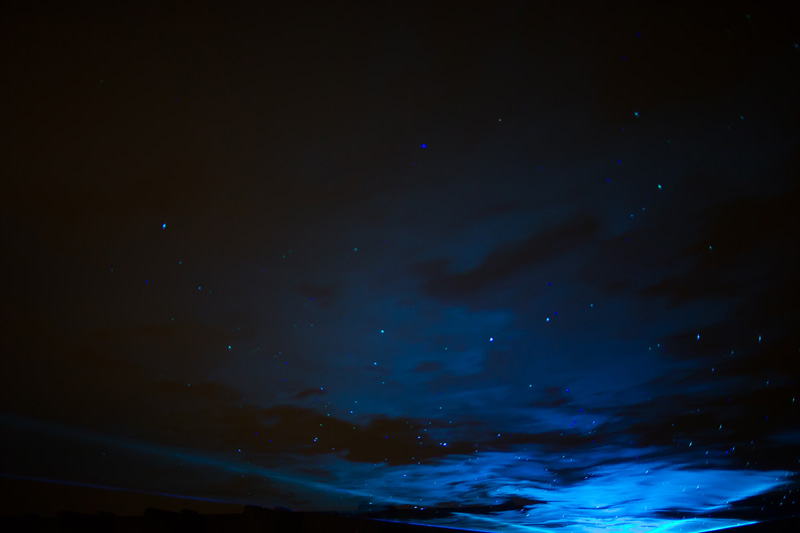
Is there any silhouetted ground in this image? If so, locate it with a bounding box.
[1,506,799,533]
[1,473,798,533]
[0,505,459,532]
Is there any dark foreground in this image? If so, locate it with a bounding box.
[1,506,799,533]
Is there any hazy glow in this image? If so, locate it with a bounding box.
[4,414,793,531]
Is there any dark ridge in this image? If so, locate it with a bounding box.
[0,505,472,533]
[1,505,798,532]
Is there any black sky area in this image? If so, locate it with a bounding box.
[2,2,800,532]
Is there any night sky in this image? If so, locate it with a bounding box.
[2,2,800,532]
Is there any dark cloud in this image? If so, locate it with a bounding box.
[418,213,601,302]
[295,284,339,307]
[413,361,443,373]
[361,496,544,520]
[294,387,328,400]
[255,406,475,465]
[637,186,800,304]
[638,277,743,308]
[657,322,751,361]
